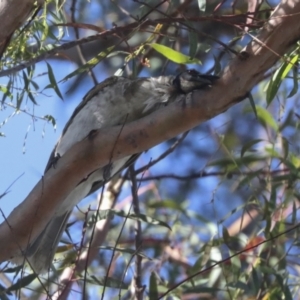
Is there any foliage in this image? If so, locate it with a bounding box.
[1,0,300,299]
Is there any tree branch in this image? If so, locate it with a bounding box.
[0,13,267,78]
[0,0,300,265]
[0,0,44,57]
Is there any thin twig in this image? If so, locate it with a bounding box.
[129,165,144,300]
[158,221,300,299]
[134,168,290,181]
[70,0,98,85]
[134,131,189,175]
[0,14,263,78]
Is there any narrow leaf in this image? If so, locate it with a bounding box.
[129,213,171,230]
[281,136,289,159]
[148,199,186,214]
[251,267,260,293]
[247,92,257,118]
[7,274,37,292]
[281,54,298,78]
[266,54,298,105]
[256,106,278,131]
[0,83,13,104]
[241,139,263,158]
[97,209,171,230]
[85,275,127,289]
[44,115,57,128]
[288,59,299,97]
[46,62,63,100]
[188,26,198,58]
[98,246,151,259]
[61,46,115,82]
[266,67,282,105]
[149,43,201,64]
[149,272,159,300]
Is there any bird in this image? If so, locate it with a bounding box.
[19,69,218,273]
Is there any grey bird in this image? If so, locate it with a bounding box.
[21,69,218,273]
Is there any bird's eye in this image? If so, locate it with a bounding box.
[188,69,199,77]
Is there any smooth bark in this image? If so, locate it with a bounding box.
[0,0,300,264]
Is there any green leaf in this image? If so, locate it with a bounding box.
[44,114,57,129]
[182,286,220,294]
[188,27,198,58]
[213,54,222,75]
[289,153,300,169]
[251,267,260,293]
[22,71,29,90]
[0,82,13,104]
[208,155,266,171]
[288,58,298,97]
[22,70,38,105]
[148,199,186,215]
[281,136,289,159]
[98,246,151,259]
[61,46,115,82]
[128,212,171,230]
[0,286,10,300]
[240,139,263,158]
[148,43,201,64]
[107,50,130,58]
[1,265,22,273]
[6,273,37,292]
[281,54,298,78]
[236,169,264,188]
[222,226,231,247]
[45,62,63,100]
[266,67,282,105]
[84,275,128,289]
[292,200,297,223]
[16,91,24,109]
[256,106,278,131]
[27,91,37,104]
[228,281,248,291]
[93,209,171,230]
[283,283,293,300]
[149,272,159,300]
[247,92,257,118]
[266,54,298,105]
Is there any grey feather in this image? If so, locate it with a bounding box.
[15,70,218,273]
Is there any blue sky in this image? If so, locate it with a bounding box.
[0,61,241,229]
[0,60,98,221]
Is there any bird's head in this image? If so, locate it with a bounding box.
[173,69,219,94]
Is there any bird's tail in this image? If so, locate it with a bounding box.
[26,211,71,274]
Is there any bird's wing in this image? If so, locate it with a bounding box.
[44,76,120,172]
[26,211,71,273]
[85,153,140,197]
[62,76,120,137]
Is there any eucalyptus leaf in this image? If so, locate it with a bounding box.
[149,43,201,64]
